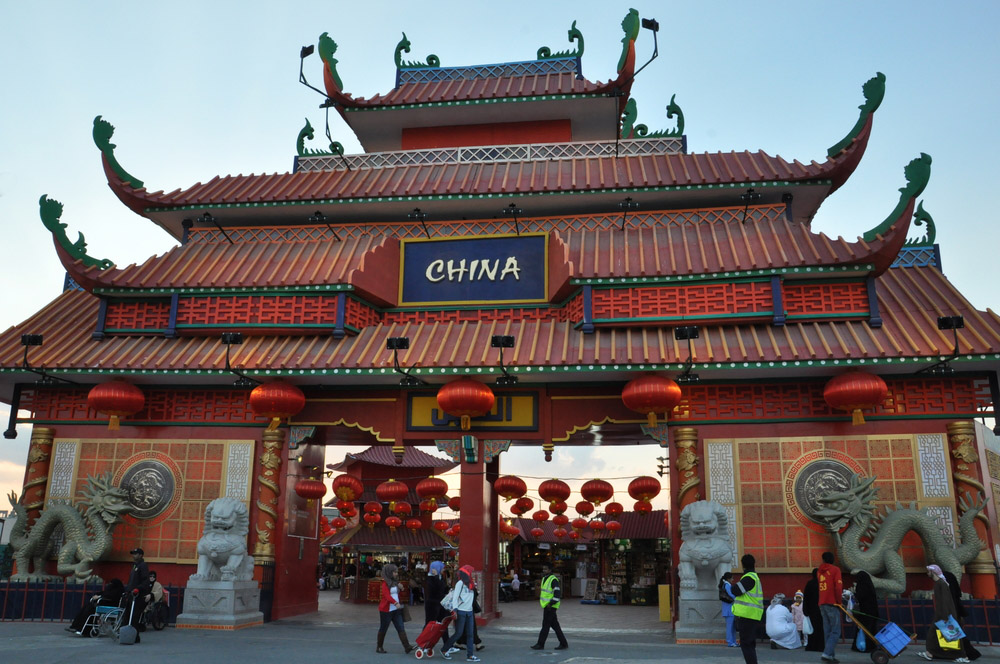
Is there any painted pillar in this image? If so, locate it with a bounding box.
[947,421,997,598]
[674,426,702,511]
[20,426,55,526]
[252,428,285,563]
[457,435,500,622]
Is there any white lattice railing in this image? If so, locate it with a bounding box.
[295,137,685,172]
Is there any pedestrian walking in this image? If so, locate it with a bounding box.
[918,565,970,661]
[719,572,737,647]
[376,563,414,654]
[850,571,879,653]
[441,564,479,662]
[731,553,764,664]
[425,561,449,625]
[791,590,805,646]
[804,568,825,651]
[529,562,568,651]
[817,551,843,663]
[942,570,980,661]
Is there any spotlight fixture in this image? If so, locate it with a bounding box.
[387,337,427,386]
[740,188,762,224]
[408,208,430,238]
[18,334,74,385]
[619,197,639,231]
[918,315,965,375]
[222,332,259,386]
[491,335,518,386]
[308,210,340,241]
[501,203,523,236]
[674,325,700,384]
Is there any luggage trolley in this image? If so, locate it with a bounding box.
[838,604,915,664]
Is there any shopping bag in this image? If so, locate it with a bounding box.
[936,629,961,651]
[935,615,966,642]
[402,604,412,622]
[802,616,813,636]
[856,630,866,651]
[441,588,457,611]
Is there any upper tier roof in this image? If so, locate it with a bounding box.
[329,445,456,471]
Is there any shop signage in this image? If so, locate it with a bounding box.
[408,392,538,431]
[399,233,548,306]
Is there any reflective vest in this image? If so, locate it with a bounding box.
[731,571,763,621]
[539,574,560,609]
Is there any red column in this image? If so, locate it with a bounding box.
[947,421,997,598]
[457,436,500,622]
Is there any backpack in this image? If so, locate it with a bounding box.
[719,585,734,603]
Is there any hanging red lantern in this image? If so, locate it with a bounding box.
[376,479,409,511]
[580,479,614,506]
[621,375,682,426]
[553,527,567,539]
[628,476,661,503]
[406,517,423,533]
[332,475,364,502]
[87,380,145,430]
[605,501,624,517]
[530,527,545,539]
[549,500,568,516]
[500,521,519,541]
[393,502,413,517]
[419,499,438,514]
[589,519,605,531]
[553,514,570,527]
[538,479,571,509]
[295,478,327,503]
[331,516,347,530]
[575,501,595,517]
[340,505,357,519]
[436,378,495,430]
[531,510,550,523]
[416,477,448,509]
[663,511,671,532]
[364,501,382,514]
[385,516,402,532]
[606,520,622,534]
[448,496,461,512]
[568,530,580,541]
[434,521,449,532]
[512,497,534,515]
[823,371,888,425]
[634,500,653,515]
[571,517,588,531]
[363,512,381,528]
[249,380,306,431]
[494,475,528,501]
[335,499,353,512]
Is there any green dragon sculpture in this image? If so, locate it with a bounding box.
[617,8,640,73]
[7,473,133,583]
[296,118,344,157]
[395,32,440,69]
[318,32,344,91]
[904,201,936,246]
[862,153,932,244]
[537,20,584,59]
[620,95,684,139]
[827,72,886,157]
[92,116,144,189]
[813,473,986,595]
[39,195,114,270]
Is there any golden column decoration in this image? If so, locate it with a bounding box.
[674,426,701,511]
[21,426,55,526]
[252,428,285,563]
[947,420,996,598]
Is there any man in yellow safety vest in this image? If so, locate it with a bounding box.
[529,563,568,651]
[731,553,764,664]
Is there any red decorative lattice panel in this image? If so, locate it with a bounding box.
[104,299,171,330]
[176,295,339,327]
[20,388,257,424]
[346,297,382,329]
[783,282,869,316]
[384,305,576,325]
[592,282,773,320]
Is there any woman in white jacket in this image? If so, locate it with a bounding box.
[440,565,480,661]
[766,594,802,650]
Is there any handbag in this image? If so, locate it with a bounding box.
[936,629,961,651]
[473,593,481,613]
[401,604,411,622]
[802,616,814,636]
[935,615,966,642]
[441,588,456,612]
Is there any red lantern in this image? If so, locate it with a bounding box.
[531,510,550,523]
[393,502,413,516]
[385,516,402,532]
[663,511,671,532]
[823,371,888,425]
[538,479,571,507]
[416,477,448,509]
[419,499,438,514]
[340,506,357,519]
[405,517,422,533]
[331,516,347,530]
[589,519,605,531]
[622,375,682,426]
[575,500,595,517]
[295,478,327,502]
[249,380,306,431]
[568,530,580,541]
[512,497,534,515]
[571,517,588,531]
[553,514,570,527]
[434,521,449,532]
[436,378,495,430]
[364,501,382,514]
[606,520,622,534]
[87,380,145,430]
[628,476,661,503]
[634,500,652,515]
[319,515,329,528]
[549,500,568,516]
[448,496,461,512]
[363,512,381,528]
[500,521,519,540]
[494,475,528,501]
[605,501,624,517]
[332,475,363,502]
[376,479,409,511]
[530,527,544,539]
[553,527,567,539]
[580,479,614,506]
[449,524,461,537]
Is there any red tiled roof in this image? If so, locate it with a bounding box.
[323,523,455,549]
[3,265,999,381]
[591,509,669,540]
[329,446,457,471]
[511,517,596,544]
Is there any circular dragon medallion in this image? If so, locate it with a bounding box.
[120,459,175,520]
[793,459,853,524]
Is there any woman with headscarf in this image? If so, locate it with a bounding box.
[849,571,879,652]
[766,593,802,650]
[439,564,479,661]
[425,561,449,625]
[918,565,968,661]
[67,577,124,636]
[942,570,980,661]
[803,568,825,652]
[376,563,414,654]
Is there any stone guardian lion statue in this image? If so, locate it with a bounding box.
[677,500,735,592]
[190,497,255,582]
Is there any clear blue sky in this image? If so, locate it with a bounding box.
[1,1,999,508]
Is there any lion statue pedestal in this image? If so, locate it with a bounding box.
[176,497,263,629]
[673,500,736,643]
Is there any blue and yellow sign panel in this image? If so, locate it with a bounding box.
[408,392,538,431]
[399,233,548,306]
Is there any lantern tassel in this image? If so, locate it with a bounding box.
[647,412,657,427]
[266,416,281,431]
[108,415,120,431]
[852,408,866,426]
[460,415,471,430]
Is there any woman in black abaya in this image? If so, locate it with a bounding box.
[803,568,825,652]
[850,571,879,652]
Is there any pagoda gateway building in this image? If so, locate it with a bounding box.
[3,9,1000,622]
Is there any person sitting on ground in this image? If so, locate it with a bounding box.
[765,593,802,650]
[67,577,124,636]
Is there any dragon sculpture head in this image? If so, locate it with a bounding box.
[78,473,133,526]
[812,473,878,532]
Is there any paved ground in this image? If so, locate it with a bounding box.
[1,591,997,664]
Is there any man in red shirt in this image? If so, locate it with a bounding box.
[817,551,843,663]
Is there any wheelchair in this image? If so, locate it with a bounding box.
[80,596,127,638]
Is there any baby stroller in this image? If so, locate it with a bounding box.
[414,614,453,659]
